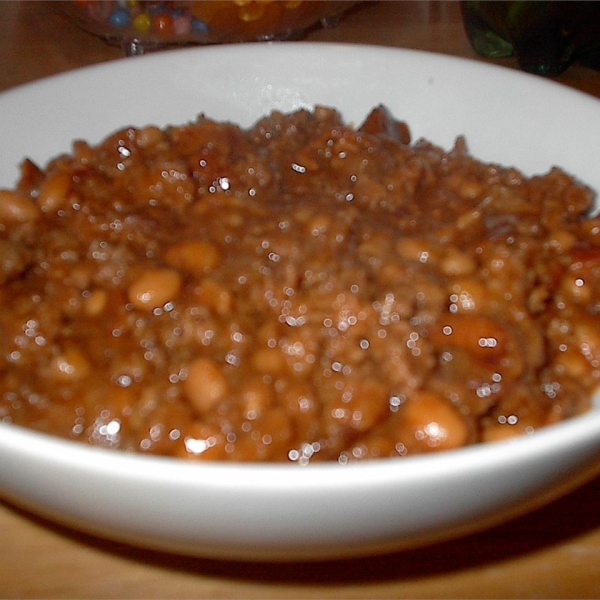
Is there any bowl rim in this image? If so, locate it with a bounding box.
[2,391,599,488]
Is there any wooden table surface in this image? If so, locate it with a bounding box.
[2,2,600,598]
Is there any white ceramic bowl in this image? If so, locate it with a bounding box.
[1,43,600,562]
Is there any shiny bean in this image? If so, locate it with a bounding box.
[399,392,469,452]
[184,357,228,414]
[83,289,108,316]
[127,268,182,310]
[136,126,163,149]
[448,277,490,313]
[48,346,91,382]
[0,189,39,222]
[440,249,477,277]
[251,347,286,375]
[195,278,232,315]
[395,237,439,264]
[37,171,71,213]
[165,240,220,273]
[241,378,273,419]
[481,423,523,443]
[455,179,484,200]
[178,420,227,460]
[432,314,510,363]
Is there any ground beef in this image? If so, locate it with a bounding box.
[0,105,599,463]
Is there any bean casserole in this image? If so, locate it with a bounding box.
[0,106,599,463]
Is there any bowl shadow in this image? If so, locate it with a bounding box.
[5,470,600,586]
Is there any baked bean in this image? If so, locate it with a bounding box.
[72,140,95,164]
[455,179,484,200]
[47,346,91,382]
[229,408,294,461]
[339,380,389,432]
[1,105,598,462]
[431,314,511,363]
[555,348,591,380]
[194,278,232,315]
[178,420,228,461]
[547,230,577,253]
[358,234,393,262]
[454,208,485,238]
[37,171,71,213]
[399,392,469,452]
[560,274,593,304]
[412,280,447,310]
[448,278,490,313]
[136,126,164,149]
[184,357,228,414]
[481,423,524,443]
[165,240,220,273]
[306,214,331,237]
[127,268,182,311]
[395,237,440,264]
[251,347,287,375]
[241,378,273,419]
[573,318,600,362]
[83,289,108,316]
[0,239,30,284]
[0,189,39,222]
[440,249,477,277]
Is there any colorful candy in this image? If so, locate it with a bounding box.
[64,1,355,48]
[132,12,151,34]
[108,8,131,28]
[74,1,208,40]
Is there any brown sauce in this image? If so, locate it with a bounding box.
[1,105,599,463]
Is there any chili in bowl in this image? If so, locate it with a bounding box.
[1,43,600,561]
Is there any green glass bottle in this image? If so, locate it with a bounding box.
[461,1,600,76]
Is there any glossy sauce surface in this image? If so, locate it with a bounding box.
[1,106,599,462]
